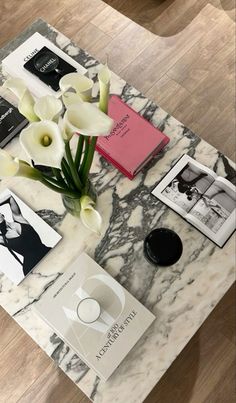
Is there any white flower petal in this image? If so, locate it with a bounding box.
[98,64,111,114]
[59,73,93,102]
[64,102,114,136]
[62,91,83,108]
[20,121,65,168]
[18,90,38,122]
[34,95,62,121]
[98,64,111,85]
[0,149,19,178]
[3,77,27,99]
[80,196,102,234]
[3,77,38,122]
[58,116,74,141]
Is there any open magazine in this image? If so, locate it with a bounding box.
[152,154,236,247]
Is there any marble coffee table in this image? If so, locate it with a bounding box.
[0,19,235,403]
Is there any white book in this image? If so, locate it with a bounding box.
[2,32,87,98]
[35,252,155,381]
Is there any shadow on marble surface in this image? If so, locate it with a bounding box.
[104,0,235,36]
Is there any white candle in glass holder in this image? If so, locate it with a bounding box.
[77,297,101,324]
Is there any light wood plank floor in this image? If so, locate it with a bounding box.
[0,1,235,402]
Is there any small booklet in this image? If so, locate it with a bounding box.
[0,94,28,147]
[0,189,61,285]
[152,154,236,247]
[2,32,87,98]
[96,96,170,179]
[35,252,155,381]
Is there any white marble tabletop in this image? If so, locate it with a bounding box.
[0,19,235,403]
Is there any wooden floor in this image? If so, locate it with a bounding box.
[0,0,235,402]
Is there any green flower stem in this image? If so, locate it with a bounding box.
[79,136,89,181]
[65,141,82,191]
[17,163,43,180]
[52,167,67,188]
[61,159,76,190]
[42,174,62,187]
[42,173,71,191]
[75,135,84,170]
[62,158,70,173]
[40,177,78,198]
[81,136,97,185]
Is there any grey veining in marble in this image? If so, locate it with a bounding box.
[0,19,235,403]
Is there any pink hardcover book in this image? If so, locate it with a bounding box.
[96,95,170,179]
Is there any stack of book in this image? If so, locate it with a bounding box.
[2,32,87,98]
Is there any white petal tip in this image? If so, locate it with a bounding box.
[80,202,102,234]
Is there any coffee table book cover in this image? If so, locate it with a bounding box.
[0,95,28,147]
[35,252,156,381]
[96,96,170,179]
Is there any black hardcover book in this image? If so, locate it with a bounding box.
[0,96,28,147]
[23,46,76,91]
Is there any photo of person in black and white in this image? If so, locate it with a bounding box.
[191,181,236,233]
[0,189,61,285]
[152,154,236,247]
[162,162,215,212]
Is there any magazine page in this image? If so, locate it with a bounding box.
[187,179,236,247]
[152,154,216,217]
[0,188,61,285]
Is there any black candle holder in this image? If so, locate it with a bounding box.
[144,228,183,266]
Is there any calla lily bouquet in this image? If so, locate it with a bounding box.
[0,65,113,234]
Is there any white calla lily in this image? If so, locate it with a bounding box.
[20,121,65,168]
[80,195,102,234]
[64,102,114,136]
[3,77,27,99]
[34,95,63,121]
[59,73,94,103]
[0,150,42,180]
[98,64,111,114]
[3,77,38,122]
[0,149,19,178]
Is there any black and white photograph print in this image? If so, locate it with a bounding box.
[161,161,215,213]
[152,154,236,247]
[191,180,236,233]
[0,189,61,285]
